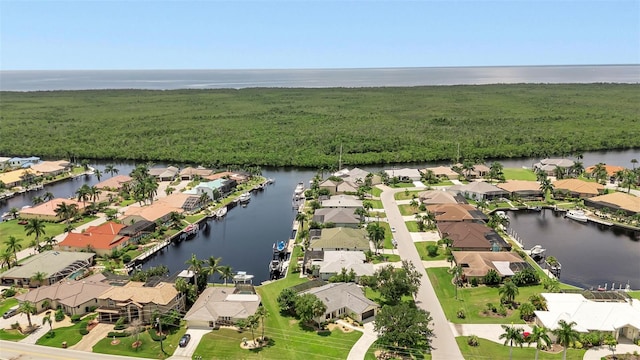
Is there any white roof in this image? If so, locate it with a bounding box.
[321,195,363,208]
[492,261,514,276]
[535,293,640,332]
[318,251,374,277]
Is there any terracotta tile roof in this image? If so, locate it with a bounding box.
[587,192,640,213]
[437,222,499,249]
[584,165,627,177]
[427,203,485,222]
[418,190,458,204]
[122,203,183,222]
[29,160,70,174]
[553,179,604,196]
[95,175,133,190]
[453,251,526,277]
[59,222,129,250]
[20,198,86,217]
[204,171,234,181]
[98,281,178,305]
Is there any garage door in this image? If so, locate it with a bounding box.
[362,309,375,320]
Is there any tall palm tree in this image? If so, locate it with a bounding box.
[4,236,23,262]
[19,301,37,328]
[32,196,44,205]
[247,314,260,345]
[75,184,91,206]
[206,256,222,282]
[1,250,16,269]
[218,265,233,285]
[24,218,46,242]
[105,164,119,177]
[592,163,608,184]
[30,271,48,287]
[93,169,103,182]
[527,325,551,360]
[499,279,520,305]
[255,306,267,343]
[462,160,475,180]
[571,161,584,177]
[9,207,19,219]
[499,324,525,360]
[552,320,580,360]
[450,265,463,300]
[621,170,638,194]
[89,186,102,205]
[169,211,185,230]
[42,192,55,202]
[185,254,204,294]
[295,212,307,230]
[539,177,554,200]
[366,222,385,254]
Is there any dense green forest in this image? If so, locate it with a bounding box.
[0,84,638,167]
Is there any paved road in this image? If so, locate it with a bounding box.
[0,340,135,360]
[379,185,464,360]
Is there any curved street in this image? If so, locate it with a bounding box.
[378,185,464,360]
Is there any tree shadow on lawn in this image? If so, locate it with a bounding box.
[248,337,276,354]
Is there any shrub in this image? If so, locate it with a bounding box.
[512,268,540,286]
[11,322,20,330]
[467,335,479,347]
[122,254,132,263]
[54,309,65,322]
[70,314,82,323]
[79,328,89,335]
[484,269,500,285]
[2,287,17,298]
[497,305,507,316]
[88,306,98,312]
[148,328,166,341]
[486,302,497,313]
[107,331,129,338]
[456,308,466,319]
[470,277,478,287]
[426,244,439,257]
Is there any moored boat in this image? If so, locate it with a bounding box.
[273,240,287,252]
[293,182,305,199]
[239,192,251,203]
[216,206,227,218]
[565,209,588,222]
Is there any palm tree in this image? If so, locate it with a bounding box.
[255,306,267,343]
[169,211,185,230]
[218,265,233,285]
[19,301,37,328]
[571,161,584,177]
[75,184,91,206]
[42,192,55,202]
[499,324,524,360]
[25,218,46,242]
[621,170,638,193]
[93,169,103,182]
[499,279,519,305]
[527,325,551,360]
[206,256,222,282]
[462,160,475,180]
[295,212,307,230]
[43,236,57,250]
[89,186,102,205]
[31,196,44,205]
[105,164,119,177]
[552,320,580,360]
[42,314,53,331]
[4,236,23,262]
[450,265,463,300]
[9,207,19,219]
[1,250,15,269]
[539,177,554,200]
[30,271,48,287]
[592,163,608,184]
[366,222,385,255]
[28,238,41,254]
[554,166,565,180]
[247,314,260,345]
[185,254,204,294]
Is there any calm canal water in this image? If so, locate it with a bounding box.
[506,209,640,290]
[1,149,638,285]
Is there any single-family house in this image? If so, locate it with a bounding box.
[301,283,379,323]
[19,198,87,222]
[496,180,543,200]
[8,156,40,168]
[183,285,261,329]
[585,164,627,179]
[552,179,604,198]
[306,251,374,281]
[453,163,490,179]
[157,193,201,213]
[343,168,381,186]
[118,220,156,243]
[313,208,362,228]
[423,166,460,180]
[95,175,133,191]
[418,190,460,205]
[58,222,130,256]
[427,203,488,223]
[179,166,214,180]
[452,251,530,282]
[437,222,511,251]
[96,281,185,324]
[30,160,71,177]
[319,179,340,195]
[148,166,179,181]
[449,181,509,201]
[321,195,363,209]
[186,179,236,199]
[121,202,183,225]
[584,192,640,216]
[535,292,640,341]
[0,169,35,188]
[0,156,11,170]
[337,181,359,194]
[309,227,369,251]
[0,251,95,287]
[385,168,421,182]
[16,273,111,315]
[533,158,575,176]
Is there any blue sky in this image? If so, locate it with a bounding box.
[1,1,638,70]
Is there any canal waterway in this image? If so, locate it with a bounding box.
[506,209,640,290]
[1,149,638,285]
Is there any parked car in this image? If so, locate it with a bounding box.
[179,334,191,347]
[391,226,396,233]
[2,306,18,319]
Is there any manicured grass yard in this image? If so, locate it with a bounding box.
[628,291,640,300]
[405,221,420,232]
[0,298,18,314]
[399,204,419,216]
[93,326,187,359]
[369,187,382,197]
[394,191,421,200]
[365,339,432,360]
[192,248,362,359]
[371,254,401,264]
[185,214,205,224]
[369,211,386,219]
[0,328,27,341]
[365,199,383,209]
[503,168,537,181]
[36,318,92,348]
[457,337,585,359]
[0,216,97,253]
[414,241,447,261]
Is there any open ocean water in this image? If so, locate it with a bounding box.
[1,65,639,91]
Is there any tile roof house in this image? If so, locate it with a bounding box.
[307,251,374,281]
[58,221,130,256]
[418,190,460,205]
[553,179,605,198]
[121,202,183,225]
[183,286,261,329]
[157,193,201,213]
[179,166,214,180]
[309,227,369,251]
[30,160,71,177]
[185,179,236,198]
[452,251,529,280]
[584,192,640,215]
[584,164,627,178]
[95,175,133,190]
[343,168,381,185]
[0,169,35,188]
[385,168,422,181]
[19,198,87,222]
[0,251,95,288]
[427,203,488,222]
[148,166,179,181]
[449,181,509,201]
[535,293,640,341]
[16,273,111,315]
[453,163,490,178]
[97,281,185,324]
[301,283,379,323]
[321,195,363,209]
[423,166,460,180]
[313,208,362,228]
[319,179,340,195]
[437,222,511,251]
[496,180,543,199]
[533,158,575,175]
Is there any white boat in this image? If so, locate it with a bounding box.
[525,245,546,257]
[565,209,588,222]
[495,211,509,220]
[239,192,251,203]
[216,207,227,218]
[293,182,305,198]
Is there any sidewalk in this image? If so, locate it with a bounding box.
[342,320,377,360]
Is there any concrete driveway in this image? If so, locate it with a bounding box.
[169,328,210,359]
[70,323,114,351]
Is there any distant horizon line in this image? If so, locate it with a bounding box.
[2,63,639,72]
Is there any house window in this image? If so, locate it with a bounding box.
[209,321,214,328]
[108,300,115,307]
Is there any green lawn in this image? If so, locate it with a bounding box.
[372,254,401,264]
[390,183,415,188]
[0,329,27,341]
[628,291,640,300]
[93,326,187,359]
[457,337,585,359]
[365,340,431,360]
[503,168,537,181]
[364,288,414,305]
[184,214,205,224]
[399,204,419,216]
[365,199,383,209]
[405,221,420,232]
[427,267,547,324]
[0,216,97,253]
[394,191,421,200]
[414,242,447,261]
[0,298,19,314]
[369,211,386,219]
[36,319,92,348]
[369,187,382,197]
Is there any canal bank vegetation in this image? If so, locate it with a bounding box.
[1,84,639,167]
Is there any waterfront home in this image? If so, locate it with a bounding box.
[158,192,202,213]
[552,178,605,198]
[0,168,35,188]
[179,166,214,180]
[121,202,183,226]
[183,285,261,329]
[584,164,626,179]
[535,292,640,342]
[8,156,40,168]
[453,163,490,179]
[117,220,156,242]
[0,251,95,287]
[321,194,363,209]
[342,167,381,185]
[19,198,87,221]
[16,273,111,315]
[301,283,378,323]
[95,174,133,191]
[185,178,237,199]
[533,158,575,176]
[384,167,421,182]
[496,180,543,200]
[96,281,185,324]
[0,156,10,170]
[423,166,459,180]
[427,203,488,223]
[29,160,71,177]
[418,190,461,205]
[305,251,374,281]
[585,192,640,216]
[58,221,130,256]
[204,171,249,184]
[313,208,362,228]
[309,227,369,251]
[437,222,511,251]
[449,181,509,201]
[452,251,529,283]
[319,179,341,195]
[148,166,179,181]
